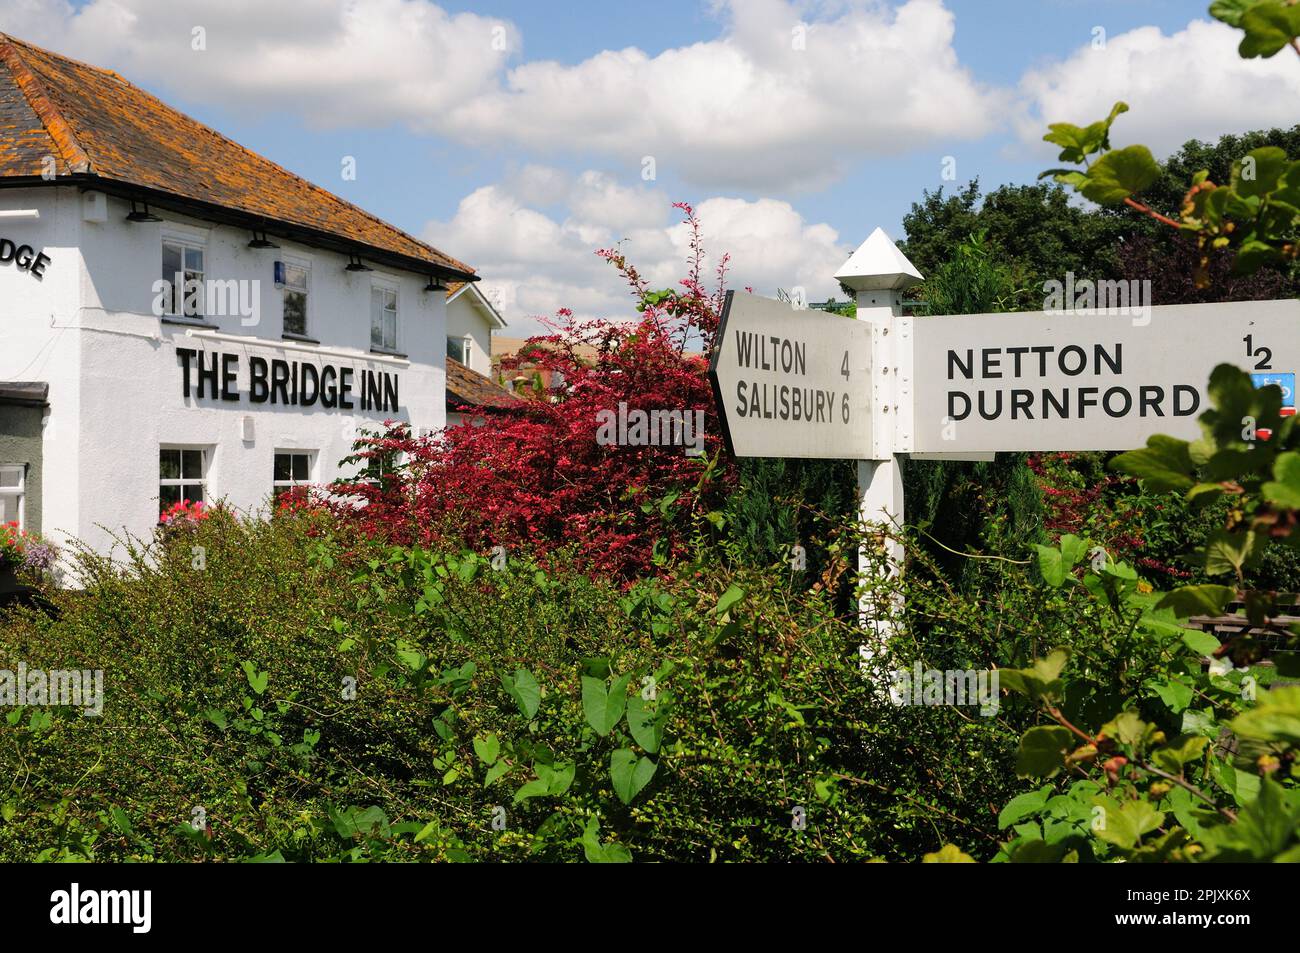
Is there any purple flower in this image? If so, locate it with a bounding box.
[20,541,56,572]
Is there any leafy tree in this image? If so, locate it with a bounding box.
[904,233,1045,589]
[1039,3,1300,284]
[901,181,1130,293]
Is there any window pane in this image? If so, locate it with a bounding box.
[447,337,465,363]
[370,295,384,347]
[385,312,397,349]
[285,264,307,290]
[0,468,20,489]
[185,247,203,271]
[182,450,203,479]
[273,453,291,482]
[163,242,181,277]
[292,454,309,481]
[182,271,204,317]
[284,292,306,335]
[160,484,180,511]
[183,484,204,505]
[160,449,180,480]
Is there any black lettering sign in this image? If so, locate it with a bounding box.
[0,237,51,280]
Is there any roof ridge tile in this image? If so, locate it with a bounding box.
[0,34,92,173]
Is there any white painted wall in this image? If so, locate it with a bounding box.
[446,288,496,377]
[0,187,449,559]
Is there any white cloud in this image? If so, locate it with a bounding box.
[425,168,851,334]
[1018,19,1300,158]
[3,0,1003,190]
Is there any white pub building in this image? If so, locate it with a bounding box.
[0,33,482,556]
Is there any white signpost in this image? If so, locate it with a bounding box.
[912,298,1300,453]
[711,226,1300,653]
[708,290,873,460]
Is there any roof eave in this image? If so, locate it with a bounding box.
[0,174,479,283]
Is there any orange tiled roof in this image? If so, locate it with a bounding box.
[445,357,517,413]
[0,32,474,279]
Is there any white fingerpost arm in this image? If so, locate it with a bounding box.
[834,229,923,657]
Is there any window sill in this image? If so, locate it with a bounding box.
[370,346,407,359]
[282,332,320,345]
[162,316,219,330]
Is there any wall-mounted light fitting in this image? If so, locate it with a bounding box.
[125,201,161,222]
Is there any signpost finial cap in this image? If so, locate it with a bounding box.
[834,227,923,292]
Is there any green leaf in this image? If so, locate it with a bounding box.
[1210,0,1262,28]
[1101,710,1152,747]
[513,761,575,803]
[1009,839,1072,863]
[109,806,133,836]
[1111,435,1196,491]
[626,692,667,753]
[1079,145,1160,204]
[1199,778,1297,860]
[241,660,269,696]
[1186,482,1226,508]
[1203,529,1263,576]
[1033,543,1068,587]
[1015,726,1073,779]
[582,673,631,736]
[609,749,657,804]
[395,641,426,672]
[1151,734,1210,775]
[472,733,500,766]
[1000,649,1070,703]
[1263,452,1300,509]
[582,817,632,863]
[1157,584,1236,618]
[483,760,510,788]
[922,844,976,863]
[1238,0,1300,58]
[1149,678,1194,713]
[1091,796,1164,850]
[714,584,745,616]
[1180,627,1222,657]
[1233,146,1289,198]
[501,668,541,719]
[998,787,1050,829]
[1231,685,1300,745]
[1042,102,1128,163]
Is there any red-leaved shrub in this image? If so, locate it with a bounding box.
[329,204,735,579]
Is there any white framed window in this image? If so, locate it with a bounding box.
[281,260,311,336]
[370,285,398,351]
[273,450,314,498]
[365,450,401,486]
[162,237,206,318]
[0,465,25,529]
[446,335,471,364]
[159,447,207,513]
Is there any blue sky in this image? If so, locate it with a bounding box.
[12,0,1296,330]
